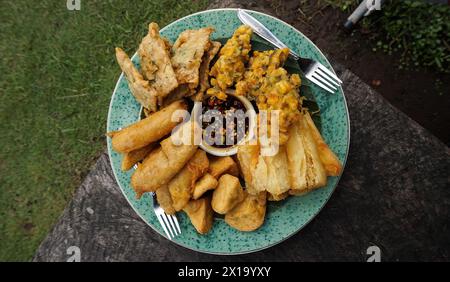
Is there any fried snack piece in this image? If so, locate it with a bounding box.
[121,143,157,171]
[257,68,302,145]
[192,173,218,200]
[208,156,239,178]
[156,185,176,215]
[131,121,199,197]
[286,113,327,195]
[207,25,252,100]
[169,150,209,211]
[138,22,178,99]
[263,146,291,196]
[268,192,289,201]
[161,84,193,107]
[225,191,267,232]
[304,112,342,176]
[211,174,245,214]
[109,100,186,153]
[171,27,214,88]
[183,196,214,234]
[235,48,290,97]
[236,144,260,194]
[192,41,222,102]
[115,47,159,111]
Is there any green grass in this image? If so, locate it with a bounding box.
[326,0,450,72]
[0,0,208,261]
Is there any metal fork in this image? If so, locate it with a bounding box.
[238,9,343,94]
[151,191,181,240]
[132,161,181,239]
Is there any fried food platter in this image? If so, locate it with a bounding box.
[107,9,350,254]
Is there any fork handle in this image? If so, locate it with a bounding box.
[238,9,300,60]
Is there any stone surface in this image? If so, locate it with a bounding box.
[33,2,450,262]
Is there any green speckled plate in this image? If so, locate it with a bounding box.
[107,8,350,255]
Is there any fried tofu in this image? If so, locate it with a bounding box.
[138,22,178,99]
[225,191,267,232]
[211,174,245,214]
[209,156,239,178]
[183,196,214,234]
[192,173,218,200]
[171,27,214,89]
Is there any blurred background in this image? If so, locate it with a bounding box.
[0,0,448,261]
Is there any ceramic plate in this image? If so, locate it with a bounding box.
[107,8,350,255]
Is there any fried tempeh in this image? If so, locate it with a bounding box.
[192,173,218,200]
[115,47,159,111]
[109,100,187,153]
[304,112,343,176]
[286,114,327,195]
[183,196,214,234]
[171,27,214,88]
[138,22,178,99]
[192,41,221,102]
[161,84,192,107]
[130,121,199,197]
[121,143,157,171]
[169,150,209,211]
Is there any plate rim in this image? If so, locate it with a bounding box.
[106,8,351,256]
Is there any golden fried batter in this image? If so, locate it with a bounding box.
[115,47,159,111]
[235,48,301,144]
[121,143,156,171]
[138,22,178,99]
[169,150,209,211]
[235,48,289,97]
[207,25,252,100]
[192,174,218,200]
[211,174,245,214]
[171,27,214,88]
[183,196,214,234]
[192,41,222,101]
[286,113,327,194]
[156,184,176,215]
[225,191,267,232]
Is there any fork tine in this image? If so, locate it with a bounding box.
[318,64,343,84]
[160,213,175,238]
[166,214,180,235]
[307,75,335,93]
[312,72,338,91]
[171,214,182,234]
[315,68,341,87]
[156,213,172,239]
